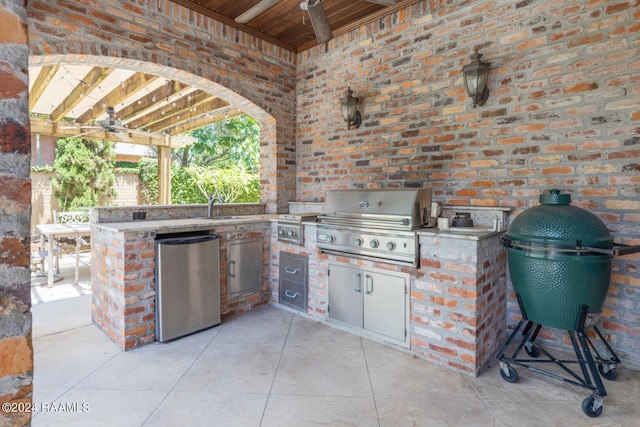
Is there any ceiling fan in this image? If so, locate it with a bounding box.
[60,107,138,142]
[235,0,399,44]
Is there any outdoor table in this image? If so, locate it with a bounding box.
[36,223,91,288]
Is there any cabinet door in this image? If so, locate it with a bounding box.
[363,270,407,342]
[227,238,262,296]
[328,264,363,328]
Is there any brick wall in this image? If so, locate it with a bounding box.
[295,0,640,367]
[27,0,298,214]
[0,0,32,424]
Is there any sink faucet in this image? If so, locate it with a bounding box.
[207,195,226,217]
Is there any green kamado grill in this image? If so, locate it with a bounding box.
[496,189,640,418]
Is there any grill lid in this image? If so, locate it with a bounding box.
[506,189,613,248]
[318,188,432,229]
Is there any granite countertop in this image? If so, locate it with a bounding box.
[417,227,506,240]
[93,214,279,234]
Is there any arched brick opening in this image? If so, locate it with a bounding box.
[30,54,278,211]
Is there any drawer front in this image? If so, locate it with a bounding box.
[279,252,308,312]
[279,253,307,283]
[279,279,307,310]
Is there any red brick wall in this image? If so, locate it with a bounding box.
[295,1,640,367]
[27,0,298,214]
[0,1,33,424]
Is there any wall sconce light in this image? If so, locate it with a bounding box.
[462,49,491,108]
[340,87,362,129]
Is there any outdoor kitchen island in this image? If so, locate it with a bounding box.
[89,204,275,350]
[272,203,512,376]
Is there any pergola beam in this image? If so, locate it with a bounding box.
[30,117,195,148]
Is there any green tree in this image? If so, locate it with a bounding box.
[173,115,260,172]
[138,158,159,205]
[184,165,260,203]
[50,137,117,210]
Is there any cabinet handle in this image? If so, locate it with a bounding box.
[229,260,236,278]
[353,273,362,293]
[285,267,299,274]
[365,274,373,294]
[284,290,299,299]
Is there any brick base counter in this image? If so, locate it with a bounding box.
[271,220,507,377]
[91,216,273,350]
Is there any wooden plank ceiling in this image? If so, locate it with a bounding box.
[29,1,418,147]
[174,0,417,52]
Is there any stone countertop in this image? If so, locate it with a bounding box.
[417,227,506,240]
[92,214,279,234]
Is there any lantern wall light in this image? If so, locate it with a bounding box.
[340,86,362,129]
[462,49,491,108]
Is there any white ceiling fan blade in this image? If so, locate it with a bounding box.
[236,0,281,23]
[73,129,102,138]
[305,0,332,44]
[113,132,132,142]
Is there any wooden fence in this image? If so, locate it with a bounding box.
[30,171,141,234]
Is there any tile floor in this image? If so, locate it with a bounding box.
[31,261,640,426]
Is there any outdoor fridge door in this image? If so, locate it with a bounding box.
[156,234,221,342]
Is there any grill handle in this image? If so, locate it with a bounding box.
[502,236,640,257]
[582,244,640,257]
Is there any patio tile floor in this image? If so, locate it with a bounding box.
[31,262,640,426]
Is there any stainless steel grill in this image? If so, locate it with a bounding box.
[316,189,433,266]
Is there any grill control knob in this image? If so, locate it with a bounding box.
[386,242,396,251]
[287,229,296,237]
[354,238,364,246]
[279,229,286,235]
[325,234,335,243]
[369,239,379,248]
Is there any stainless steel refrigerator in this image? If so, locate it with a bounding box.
[155,234,221,342]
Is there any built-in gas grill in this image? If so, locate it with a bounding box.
[316,189,434,267]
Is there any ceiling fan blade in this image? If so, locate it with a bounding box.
[306,0,333,44]
[113,132,132,142]
[365,0,399,5]
[73,129,102,138]
[235,0,282,23]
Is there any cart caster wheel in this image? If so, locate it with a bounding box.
[582,396,603,417]
[500,366,518,383]
[598,365,617,381]
[525,342,539,358]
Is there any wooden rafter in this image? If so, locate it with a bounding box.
[49,67,114,122]
[29,65,59,110]
[167,108,244,135]
[117,80,193,122]
[147,97,231,134]
[126,90,219,130]
[76,72,160,124]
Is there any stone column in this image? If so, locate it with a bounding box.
[0,1,33,425]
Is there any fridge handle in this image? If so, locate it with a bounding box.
[229,260,236,278]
